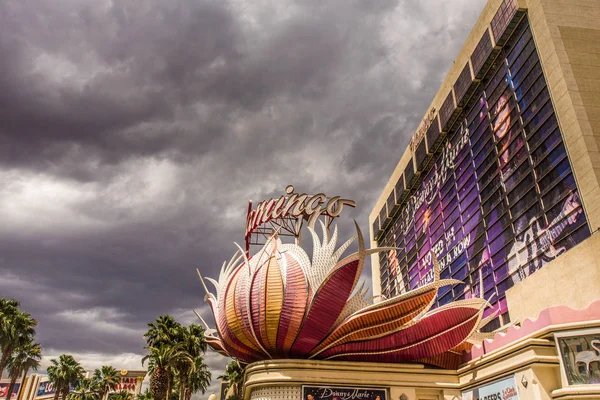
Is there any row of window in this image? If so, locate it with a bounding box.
[380,17,590,304]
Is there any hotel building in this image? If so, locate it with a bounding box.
[367,0,600,397]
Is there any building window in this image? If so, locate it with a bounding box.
[555,330,600,386]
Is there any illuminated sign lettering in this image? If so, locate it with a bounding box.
[409,107,436,152]
[245,185,356,237]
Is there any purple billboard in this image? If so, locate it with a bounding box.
[0,383,20,400]
[36,381,56,398]
[380,17,590,320]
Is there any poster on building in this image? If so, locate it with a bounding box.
[0,383,21,400]
[219,381,230,400]
[379,17,590,317]
[302,385,386,400]
[36,381,56,398]
[461,376,519,400]
[556,331,600,385]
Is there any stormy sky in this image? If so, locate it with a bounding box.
[0,0,487,396]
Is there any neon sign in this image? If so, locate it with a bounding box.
[409,107,436,152]
[245,185,355,242]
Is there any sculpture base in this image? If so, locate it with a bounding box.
[244,359,461,400]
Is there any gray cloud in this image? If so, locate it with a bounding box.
[0,0,486,395]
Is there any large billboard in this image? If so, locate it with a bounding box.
[0,383,20,400]
[36,381,56,398]
[380,16,590,317]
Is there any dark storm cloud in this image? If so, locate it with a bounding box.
[0,0,487,394]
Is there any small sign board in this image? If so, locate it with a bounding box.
[302,385,387,400]
[461,376,519,400]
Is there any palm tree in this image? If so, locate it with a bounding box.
[111,392,132,400]
[108,391,132,400]
[174,324,207,400]
[144,316,182,349]
[0,303,37,377]
[92,366,120,400]
[184,358,211,400]
[217,361,244,400]
[5,341,42,400]
[142,345,191,400]
[135,389,152,400]
[16,342,42,394]
[0,299,20,331]
[143,316,211,400]
[69,378,98,400]
[144,315,184,400]
[47,354,86,400]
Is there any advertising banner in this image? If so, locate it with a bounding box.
[36,381,56,398]
[381,18,590,315]
[461,376,519,400]
[0,383,21,400]
[302,386,386,400]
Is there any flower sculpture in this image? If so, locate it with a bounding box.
[198,223,494,368]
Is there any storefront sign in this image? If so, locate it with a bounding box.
[302,385,386,400]
[461,376,519,400]
[555,329,600,385]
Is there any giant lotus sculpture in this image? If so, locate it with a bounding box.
[198,222,495,369]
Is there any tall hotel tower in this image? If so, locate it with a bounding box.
[371,0,599,327]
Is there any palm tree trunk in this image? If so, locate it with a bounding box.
[232,383,239,400]
[178,376,185,400]
[165,374,171,400]
[53,389,60,400]
[6,372,19,400]
[184,389,191,400]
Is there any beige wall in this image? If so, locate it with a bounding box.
[506,231,600,323]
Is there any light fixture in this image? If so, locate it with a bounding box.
[521,375,528,388]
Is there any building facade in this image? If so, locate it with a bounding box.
[370,0,600,329]
[364,0,600,398]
